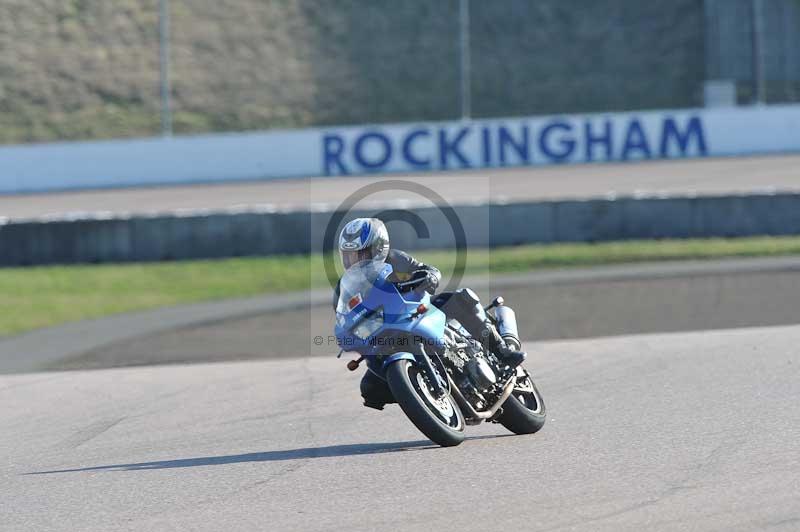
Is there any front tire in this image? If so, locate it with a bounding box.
[386,359,465,447]
[497,370,546,435]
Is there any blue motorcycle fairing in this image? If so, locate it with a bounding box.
[334,263,447,382]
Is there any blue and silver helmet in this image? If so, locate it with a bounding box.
[338,218,390,269]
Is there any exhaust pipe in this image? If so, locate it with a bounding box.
[448,373,516,421]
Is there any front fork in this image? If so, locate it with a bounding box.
[377,345,449,398]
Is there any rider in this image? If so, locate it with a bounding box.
[335,217,527,410]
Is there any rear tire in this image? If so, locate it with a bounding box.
[497,371,546,435]
[386,359,465,447]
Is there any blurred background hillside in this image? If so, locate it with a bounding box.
[2,0,799,144]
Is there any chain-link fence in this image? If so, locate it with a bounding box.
[1,0,799,144]
[705,0,800,104]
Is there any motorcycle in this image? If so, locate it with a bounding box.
[334,259,546,447]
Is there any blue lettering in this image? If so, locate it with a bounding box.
[538,122,575,163]
[481,126,492,166]
[402,129,431,169]
[584,120,613,162]
[354,131,392,170]
[438,127,471,169]
[621,119,652,160]
[660,116,707,157]
[323,134,347,175]
[498,125,530,165]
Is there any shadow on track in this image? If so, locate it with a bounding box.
[27,434,513,474]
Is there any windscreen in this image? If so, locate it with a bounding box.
[335,260,388,315]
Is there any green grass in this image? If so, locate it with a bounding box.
[3,236,800,337]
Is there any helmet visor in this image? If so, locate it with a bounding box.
[341,248,377,270]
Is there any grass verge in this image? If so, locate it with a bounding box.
[3,236,800,337]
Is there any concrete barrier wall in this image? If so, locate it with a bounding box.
[3,105,800,193]
[3,193,800,266]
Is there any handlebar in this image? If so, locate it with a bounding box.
[396,278,424,289]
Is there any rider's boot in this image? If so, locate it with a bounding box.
[360,370,395,410]
[477,321,526,369]
[444,288,526,369]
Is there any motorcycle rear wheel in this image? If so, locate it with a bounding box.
[497,370,546,435]
[386,359,465,447]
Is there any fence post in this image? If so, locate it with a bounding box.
[751,0,766,104]
[459,0,471,120]
[159,0,173,136]
[782,0,797,102]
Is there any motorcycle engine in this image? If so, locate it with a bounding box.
[441,327,470,372]
[442,325,501,410]
[466,358,497,389]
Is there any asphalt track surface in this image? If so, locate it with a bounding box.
[3,324,799,531]
[50,257,800,372]
[0,257,798,373]
[2,154,800,220]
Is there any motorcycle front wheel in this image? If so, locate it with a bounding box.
[386,359,465,447]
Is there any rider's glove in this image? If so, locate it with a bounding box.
[412,269,439,294]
